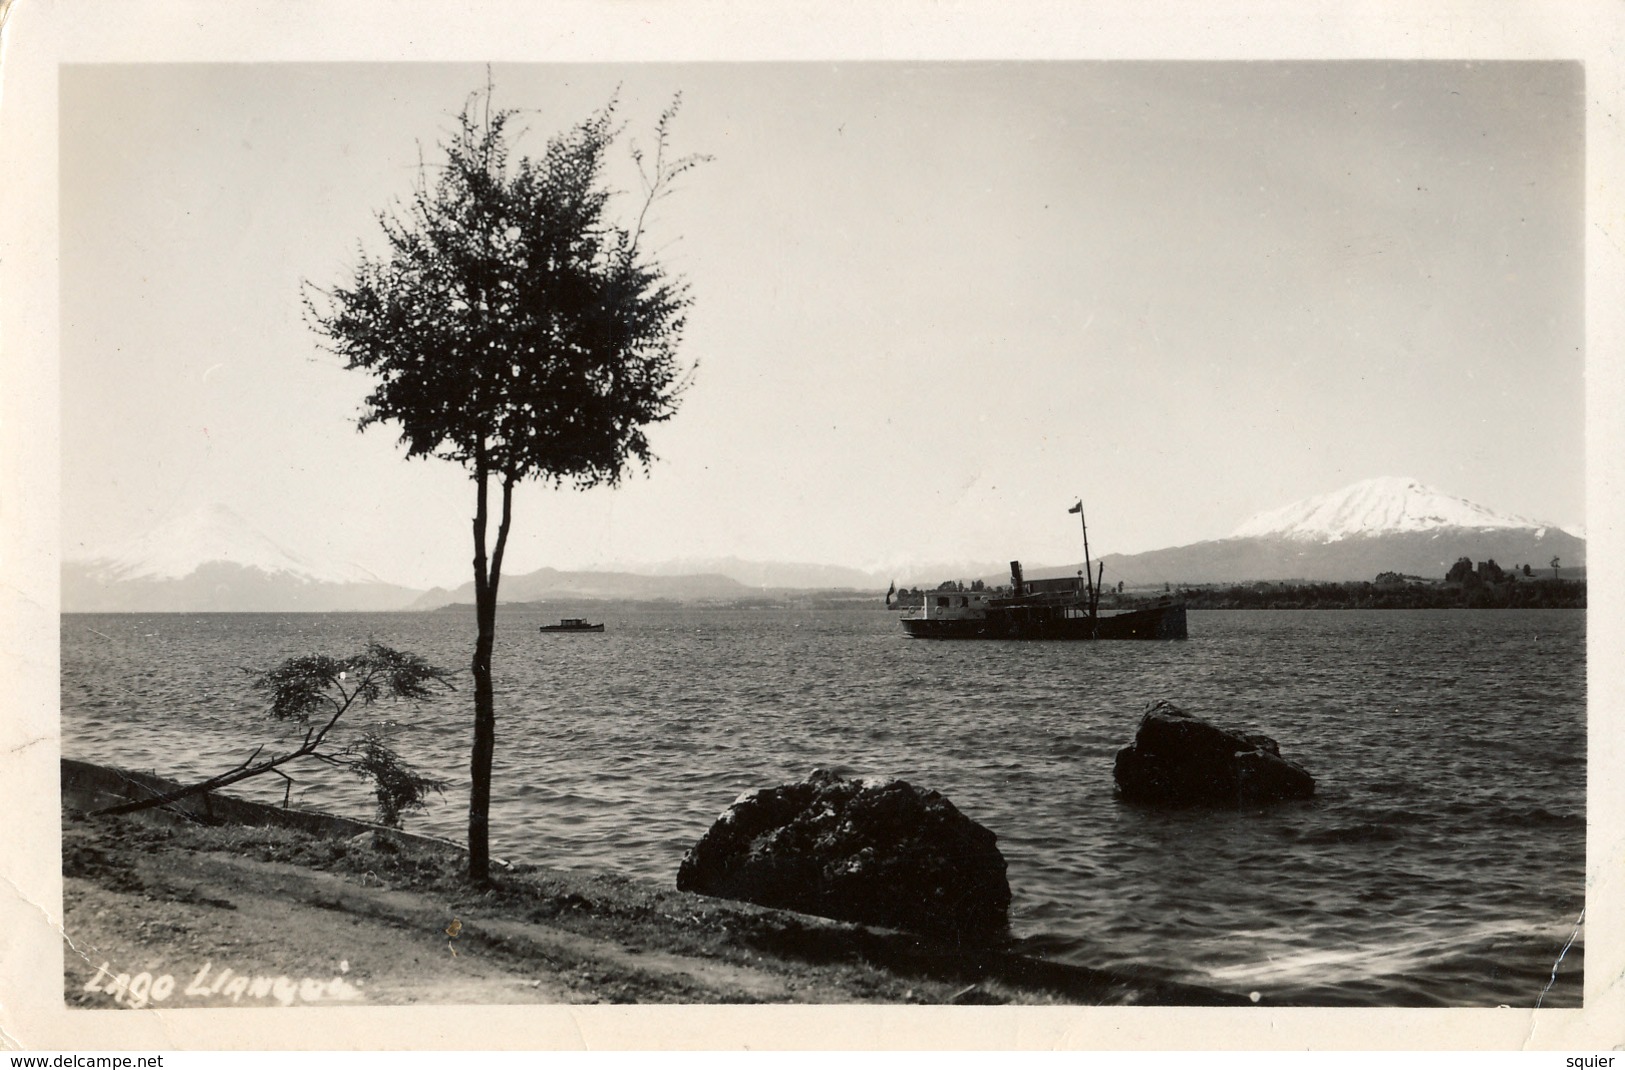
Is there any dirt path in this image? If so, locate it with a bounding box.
[65,843,577,1008]
[60,815,974,1006]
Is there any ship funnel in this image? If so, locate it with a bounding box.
[1010,560,1024,596]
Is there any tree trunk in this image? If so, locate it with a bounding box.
[467,459,516,885]
[468,456,496,883]
[469,609,496,883]
[91,747,279,817]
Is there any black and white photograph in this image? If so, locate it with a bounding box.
[3,0,1623,1054]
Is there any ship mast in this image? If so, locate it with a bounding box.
[1072,499,1095,619]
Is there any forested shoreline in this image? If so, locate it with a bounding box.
[1166,579,1585,610]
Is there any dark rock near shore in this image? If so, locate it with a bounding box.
[1114,701,1315,805]
[676,769,1011,940]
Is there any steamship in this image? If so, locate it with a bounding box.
[896,501,1187,641]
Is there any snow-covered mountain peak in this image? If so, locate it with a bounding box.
[76,503,383,584]
[1230,477,1551,542]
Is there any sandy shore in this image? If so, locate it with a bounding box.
[60,762,1249,1008]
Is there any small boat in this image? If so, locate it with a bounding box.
[538,618,605,633]
[897,501,1187,641]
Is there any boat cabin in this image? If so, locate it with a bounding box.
[913,589,993,622]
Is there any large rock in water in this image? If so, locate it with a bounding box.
[676,769,1010,939]
[1114,701,1316,805]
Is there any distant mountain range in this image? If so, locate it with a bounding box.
[410,567,757,610]
[62,478,1585,611]
[1018,477,1585,588]
[616,556,882,591]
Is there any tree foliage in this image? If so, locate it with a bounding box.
[306,89,704,491]
[254,644,447,722]
[343,732,449,828]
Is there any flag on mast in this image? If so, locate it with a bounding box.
[1068,501,1084,514]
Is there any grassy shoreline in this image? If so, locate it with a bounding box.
[60,760,1250,1008]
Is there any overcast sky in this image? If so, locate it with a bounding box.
[60,61,1584,588]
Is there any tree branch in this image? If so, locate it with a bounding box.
[489,473,515,595]
[473,443,491,601]
[89,738,322,818]
[89,646,452,821]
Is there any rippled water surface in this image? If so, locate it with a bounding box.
[61,607,1586,1006]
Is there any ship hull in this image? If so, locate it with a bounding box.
[900,602,1186,641]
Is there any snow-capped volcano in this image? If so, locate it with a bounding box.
[77,503,383,584]
[1062,477,1587,584]
[1230,477,1556,543]
[64,504,420,612]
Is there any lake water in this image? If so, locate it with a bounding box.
[60,607,1586,1006]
